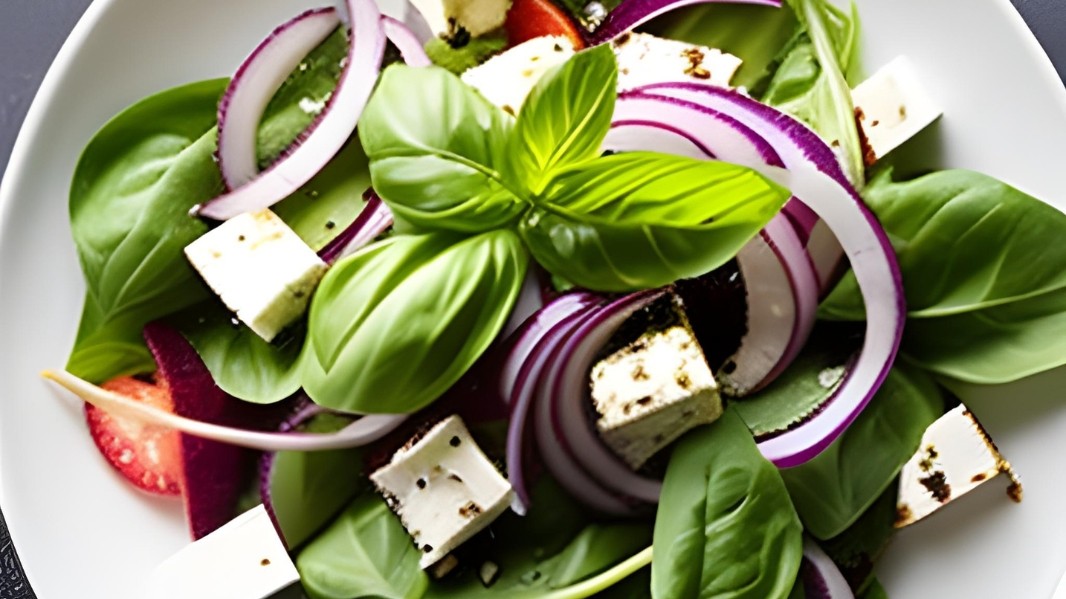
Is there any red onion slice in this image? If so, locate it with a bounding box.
[505,296,602,513]
[625,84,904,466]
[318,189,394,263]
[545,292,667,505]
[589,0,782,46]
[42,369,406,452]
[801,541,855,599]
[381,16,432,67]
[199,0,386,220]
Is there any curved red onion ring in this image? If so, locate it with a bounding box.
[546,292,666,504]
[624,84,904,467]
[500,269,553,341]
[42,369,406,452]
[198,0,386,220]
[318,189,394,263]
[589,0,782,46]
[801,541,856,599]
[505,295,603,513]
[381,16,432,67]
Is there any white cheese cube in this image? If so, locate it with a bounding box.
[370,415,513,568]
[409,0,511,40]
[461,33,742,116]
[851,56,943,165]
[185,210,327,342]
[148,505,302,599]
[590,296,723,469]
[461,36,577,115]
[611,32,742,92]
[896,405,1022,528]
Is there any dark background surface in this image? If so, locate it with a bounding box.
[0,0,1064,596]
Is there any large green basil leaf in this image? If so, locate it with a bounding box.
[359,65,526,233]
[764,0,862,184]
[297,494,429,599]
[266,414,366,549]
[302,230,527,413]
[67,80,227,381]
[900,286,1066,383]
[509,44,617,192]
[822,169,1066,320]
[643,3,800,92]
[734,323,861,437]
[652,409,803,599]
[522,153,789,292]
[779,367,943,539]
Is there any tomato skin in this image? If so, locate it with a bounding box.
[505,0,588,49]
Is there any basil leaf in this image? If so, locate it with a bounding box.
[302,231,527,413]
[779,367,943,539]
[67,80,226,381]
[900,287,1066,383]
[522,153,789,292]
[734,323,861,437]
[822,169,1066,320]
[765,0,862,183]
[267,414,366,549]
[643,3,800,91]
[359,65,526,233]
[297,494,429,599]
[652,409,803,599]
[510,44,617,191]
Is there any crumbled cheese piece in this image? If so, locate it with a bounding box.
[590,295,723,469]
[851,56,943,165]
[896,405,1022,528]
[148,505,302,599]
[184,209,327,342]
[370,416,513,568]
[461,35,577,115]
[611,32,742,91]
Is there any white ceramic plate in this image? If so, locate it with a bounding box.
[1,0,1065,597]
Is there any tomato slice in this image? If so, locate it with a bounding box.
[505,0,587,49]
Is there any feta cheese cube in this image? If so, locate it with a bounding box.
[461,36,577,116]
[185,210,327,342]
[148,505,302,599]
[409,0,512,40]
[851,56,943,165]
[590,294,724,469]
[895,404,1022,528]
[611,32,742,92]
[370,415,513,568]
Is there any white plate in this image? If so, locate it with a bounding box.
[0,0,1064,597]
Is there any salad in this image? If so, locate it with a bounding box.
[37,0,1066,596]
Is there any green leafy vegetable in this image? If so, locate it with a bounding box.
[302,231,527,413]
[297,494,429,599]
[425,35,508,75]
[509,44,617,192]
[779,367,943,539]
[266,414,367,549]
[818,485,899,593]
[521,153,790,291]
[359,65,526,233]
[860,579,889,599]
[67,80,227,381]
[652,409,803,599]
[763,0,863,183]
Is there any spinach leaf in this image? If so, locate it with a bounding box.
[548,523,652,589]
[764,0,863,184]
[652,409,803,599]
[818,485,898,593]
[359,65,526,234]
[779,367,943,539]
[302,230,527,413]
[643,3,801,92]
[297,494,429,599]
[822,169,1066,320]
[67,80,227,381]
[521,153,790,291]
[860,579,888,599]
[900,287,1066,383]
[266,414,366,549]
[509,44,617,192]
[734,322,861,437]
[425,35,508,75]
